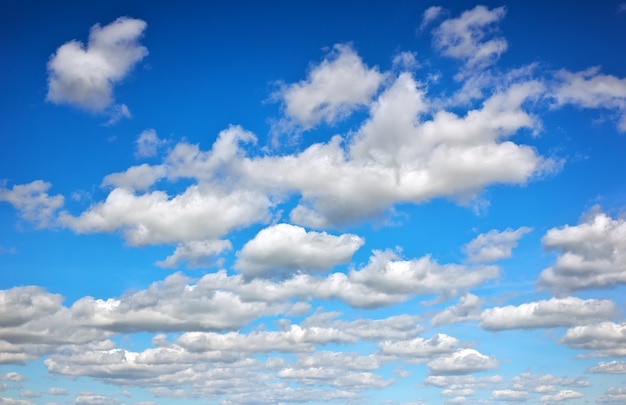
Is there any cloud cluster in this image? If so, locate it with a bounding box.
[47,17,148,112]
[464,227,532,262]
[538,210,626,293]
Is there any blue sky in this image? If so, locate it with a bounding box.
[1,1,626,404]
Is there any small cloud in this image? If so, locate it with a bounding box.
[420,6,444,31]
[47,17,148,112]
[135,129,165,158]
[104,103,131,126]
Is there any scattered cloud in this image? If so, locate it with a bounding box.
[490,389,529,401]
[553,67,626,131]
[274,44,384,131]
[234,223,364,278]
[540,389,583,402]
[479,297,617,330]
[464,227,532,262]
[560,321,626,357]
[538,209,626,293]
[597,387,626,404]
[431,293,484,326]
[427,348,498,375]
[420,6,444,31]
[155,239,232,268]
[47,17,148,112]
[0,181,64,228]
[587,360,626,374]
[431,6,507,75]
[135,129,166,159]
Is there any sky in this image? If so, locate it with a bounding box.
[1,1,626,404]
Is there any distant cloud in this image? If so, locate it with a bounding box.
[420,6,444,31]
[47,17,147,113]
[587,360,626,374]
[135,129,165,158]
[619,3,626,13]
[431,6,507,76]
[463,227,532,263]
[427,348,498,375]
[0,180,64,228]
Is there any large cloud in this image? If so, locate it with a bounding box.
[234,223,364,278]
[47,17,148,112]
[479,297,617,330]
[538,210,626,293]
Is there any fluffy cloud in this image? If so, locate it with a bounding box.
[59,184,271,246]
[47,17,148,112]
[0,181,64,228]
[479,297,616,330]
[275,44,384,130]
[379,333,459,359]
[431,6,507,73]
[463,227,532,262]
[538,210,626,293]
[510,372,589,393]
[540,389,583,402]
[427,348,498,375]
[560,322,626,357]
[587,360,626,374]
[431,293,484,326]
[421,6,444,30]
[553,67,626,131]
[234,224,364,278]
[102,163,167,191]
[491,389,529,401]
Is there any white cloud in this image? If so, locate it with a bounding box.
[234,224,364,278]
[102,164,167,191]
[18,392,38,399]
[431,6,507,74]
[553,67,626,131]
[560,322,626,357]
[59,184,271,246]
[275,44,384,130]
[427,348,498,375]
[0,181,64,228]
[491,389,529,401]
[431,293,484,326]
[463,227,532,263]
[0,373,25,382]
[104,103,131,125]
[47,17,148,112]
[135,129,165,159]
[421,6,444,31]
[540,389,583,402]
[424,374,504,389]
[46,388,69,396]
[155,239,232,268]
[479,297,616,330]
[597,387,626,404]
[74,394,123,405]
[587,360,626,374]
[0,398,35,405]
[538,209,626,293]
[379,333,459,359]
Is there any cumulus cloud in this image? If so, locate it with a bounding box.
[155,239,232,268]
[540,389,583,402]
[463,227,532,262]
[102,163,167,191]
[553,67,626,131]
[275,44,384,130]
[234,224,364,278]
[587,360,626,374]
[59,184,271,246]
[560,322,626,357]
[491,389,529,401]
[538,209,626,293]
[0,181,64,228]
[379,333,459,359]
[597,387,626,404]
[47,17,148,112]
[479,297,617,330]
[427,348,498,375]
[431,293,484,326]
[431,6,507,74]
[135,129,166,159]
